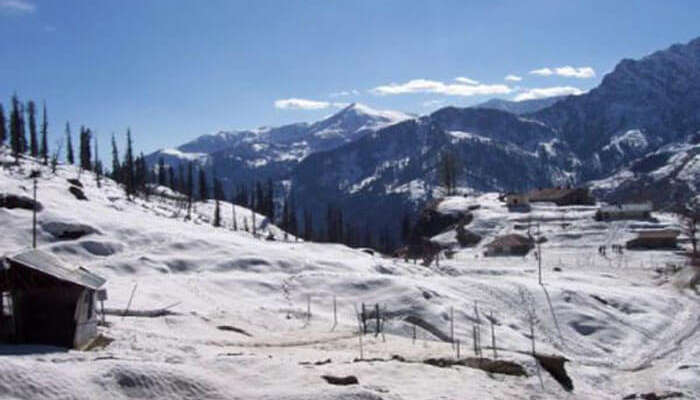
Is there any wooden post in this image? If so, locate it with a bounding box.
[530,314,536,355]
[361,303,367,334]
[353,305,363,360]
[537,223,543,285]
[412,323,416,344]
[456,339,460,359]
[123,283,138,320]
[32,178,37,249]
[490,311,497,359]
[331,296,337,331]
[472,325,478,356]
[307,295,311,322]
[450,306,455,348]
[375,303,380,336]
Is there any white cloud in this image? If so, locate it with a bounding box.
[513,86,584,101]
[455,76,479,85]
[529,66,595,79]
[274,98,348,110]
[329,89,359,98]
[504,74,522,82]
[0,0,35,14]
[370,78,511,97]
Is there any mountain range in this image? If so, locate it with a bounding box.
[147,36,700,243]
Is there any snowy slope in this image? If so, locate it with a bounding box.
[0,150,698,399]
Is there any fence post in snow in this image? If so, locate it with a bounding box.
[306,295,311,322]
[331,296,337,331]
[456,339,460,359]
[490,311,497,359]
[450,306,455,349]
[375,303,380,336]
[361,303,367,334]
[412,323,416,345]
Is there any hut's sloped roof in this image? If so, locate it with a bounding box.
[600,202,652,213]
[487,234,533,248]
[7,249,106,290]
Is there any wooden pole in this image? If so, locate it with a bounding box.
[331,296,337,331]
[456,339,460,359]
[530,314,536,355]
[32,178,37,249]
[537,223,543,285]
[361,303,367,334]
[307,295,311,322]
[490,311,497,359]
[412,323,416,344]
[450,306,455,348]
[123,283,138,320]
[375,303,380,336]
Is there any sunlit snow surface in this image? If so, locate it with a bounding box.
[0,149,698,399]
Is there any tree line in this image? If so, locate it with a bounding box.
[0,94,410,253]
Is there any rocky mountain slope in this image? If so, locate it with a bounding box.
[146,103,411,191]
[473,96,566,115]
[148,37,700,244]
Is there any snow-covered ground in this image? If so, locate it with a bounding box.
[0,151,698,399]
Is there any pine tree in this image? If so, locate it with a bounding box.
[0,103,6,146]
[282,197,289,240]
[40,102,48,165]
[186,162,193,219]
[288,197,298,240]
[111,133,120,182]
[255,182,264,214]
[65,122,74,164]
[9,95,22,159]
[198,167,208,200]
[157,157,166,186]
[213,181,221,228]
[401,213,412,245]
[18,101,27,154]
[265,179,275,220]
[124,129,135,198]
[79,126,92,171]
[231,187,238,231]
[303,209,313,241]
[94,136,102,188]
[439,150,459,196]
[27,101,38,157]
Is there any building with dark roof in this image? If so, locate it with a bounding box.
[0,249,106,349]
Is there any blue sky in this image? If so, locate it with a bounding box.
[1,0,699,157]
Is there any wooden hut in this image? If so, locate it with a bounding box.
[528,187,595,206]
[595,202,652,221]
[0,249,106,349]
[504,193,531,212]
[626,229,680,250]
[484,234,534,257]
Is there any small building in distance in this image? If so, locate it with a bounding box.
[504,193,531,212]
[484,234,534,257]
[595,202,653,221]
[626,229,680,250]
[0,249,106,349]
[529,187,595,206]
